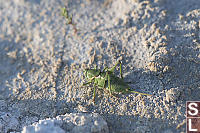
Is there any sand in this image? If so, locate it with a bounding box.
[0,0,200,132]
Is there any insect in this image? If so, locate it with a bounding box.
[82,60,152,102]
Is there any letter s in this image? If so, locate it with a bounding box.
[188,103,198,116]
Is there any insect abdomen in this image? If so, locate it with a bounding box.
[106,75,130,93]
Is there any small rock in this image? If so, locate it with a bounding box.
[165,88,181,102]
[22,113,109,133]
[22,119,65,133]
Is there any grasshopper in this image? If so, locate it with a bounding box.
[82,60,152,102]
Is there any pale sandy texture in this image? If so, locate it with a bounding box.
[0,0,200,132]
[22,113,108,133]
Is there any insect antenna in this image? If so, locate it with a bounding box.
[129,90,152,96]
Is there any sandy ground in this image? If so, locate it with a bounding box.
[0,0,200,132]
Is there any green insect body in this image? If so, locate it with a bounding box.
[82,60,152,102]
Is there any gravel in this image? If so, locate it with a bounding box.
[0,0,200,132]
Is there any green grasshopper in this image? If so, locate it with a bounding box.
[82,60,152,102]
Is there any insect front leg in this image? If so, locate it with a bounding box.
[81,77,94,87]
[107,71,112,95]
[84,79,97,103]
[81,81,92,86]
[93,84,96,103]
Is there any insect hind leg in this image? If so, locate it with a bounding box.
[108,60,123,79]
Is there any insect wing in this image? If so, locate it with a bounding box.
[107,74,130,93]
